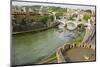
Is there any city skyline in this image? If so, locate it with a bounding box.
[12,1,95,11]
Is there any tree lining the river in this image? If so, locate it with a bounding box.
[12,4,95,34]
[12,6,67,33]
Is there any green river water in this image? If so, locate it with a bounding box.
[12,28,84,65]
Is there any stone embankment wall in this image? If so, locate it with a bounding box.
[56,43,95,63]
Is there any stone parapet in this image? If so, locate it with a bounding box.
[56,43,95,63]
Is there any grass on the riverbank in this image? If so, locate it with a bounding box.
[73,36,84,44]
[72,34,84,44]
[38,52,57,64]
[72,30,85,44]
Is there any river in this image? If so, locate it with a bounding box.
[12,28,84,65]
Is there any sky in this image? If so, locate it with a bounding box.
[12,1,95,11]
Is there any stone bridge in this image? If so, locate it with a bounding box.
[57,18,86,31]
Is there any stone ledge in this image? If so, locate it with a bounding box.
[56,43,95,63]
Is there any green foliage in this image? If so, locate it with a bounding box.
[68,16,75,21]
[41,16,49,23]
[21,18,26,25]
[55,12,63,19]
[77,24,85,32]
[72,14,78,18]
[49,15,54,21]
[72,31,85,44]
[49,7,67,12]
[38,52,56,64]
[85,10,92,13]
[48,6,67,19]
[30,15,54,23]
[83,15,91,21]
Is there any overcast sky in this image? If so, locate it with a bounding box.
[12,1,95,11]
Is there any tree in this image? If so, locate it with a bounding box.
[20,18,26,25]
[83,15,91,21]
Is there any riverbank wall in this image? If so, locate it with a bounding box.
[56,43,95,63]
[12,22,59,35]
